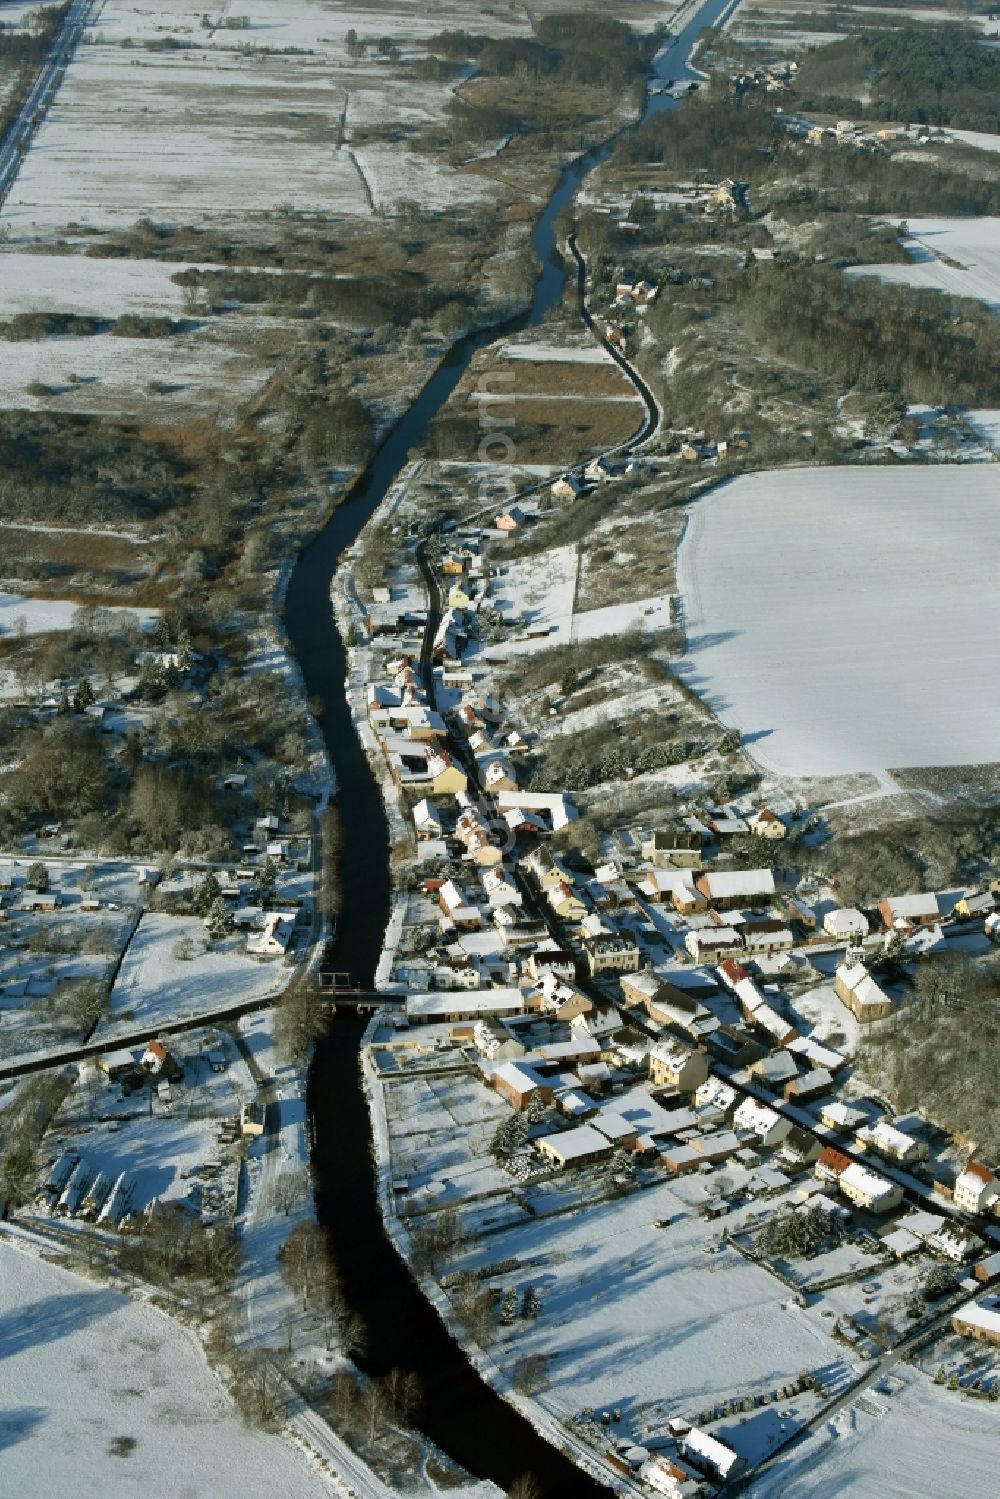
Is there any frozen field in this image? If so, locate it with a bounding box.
[847,218,1000,311]
[0,1239,331,1498]
[455,1179,845,1422]
[0,593,157,635]
[1,0,510,235]
[677,466,1000,777]
[99,912,291,1038]
[750,1366,1000,1498]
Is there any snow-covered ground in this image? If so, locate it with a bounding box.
[451,1177,848,1426]
[0,1237,332,1498]
[0,252,202,317]
[678,466,1000,777]
[502,341,616,365]
[98,912,292,1038]
[749,1365,1000,1498]
[0,592,157,636]
[966,409,1000,454]
[847,219,1000,312]
[1,0,511,235]
[571,592,673,643]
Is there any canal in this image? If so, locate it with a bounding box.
[285,3,734,1491]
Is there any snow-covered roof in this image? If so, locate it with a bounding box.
[537,1124,612,1161]
[699,869,775,899]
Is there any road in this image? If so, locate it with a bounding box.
[0,989,289,1082]
[0,0,96,202]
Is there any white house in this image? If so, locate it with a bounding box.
[823,907,869,940]
[954,1160,1000,1216]
[247,912,294,957]
[733,1097,791,1147]
[838,1162,903,1214]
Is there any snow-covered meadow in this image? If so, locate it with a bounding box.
[452,1178,848,1427]
[1,0,512,235]
[0,592,157,635]
[847,218,1000,312]
[98,912,292,1039]
[749,1365,1000,1498]
[0,1239,332,1498]
[678,466,1000,778]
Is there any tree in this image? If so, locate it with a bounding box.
[500,1289,519,1326]
[205,896,234,941]
[231,1349,285,1429]
[25,860,49,893]
[269,1167,309,1217]
[251,855,277,902]
[491,1113,528,1157]
[511,1355,549,1396]
[72,676,95,713]
[192,870,221,915]
[507,1475,543,1499]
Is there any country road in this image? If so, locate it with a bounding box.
[0,0,96,202]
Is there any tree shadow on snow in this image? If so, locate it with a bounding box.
[0,1406,46,1450]
[0,1288,122,1363]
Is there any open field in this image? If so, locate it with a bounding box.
[0,1239,331,1498]
[750,1366,1000,1498]
[98,911,295,1039]
[451,1178,847,1429]
[847,219,1000,313]
[1,0,520,236]
[678,466,1000,778]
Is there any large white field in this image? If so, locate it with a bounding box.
[847,218,1000,311]
[750,1366,1000,1498]
[453,1180,846,1425]
[1,0,510,235]
[99,912,291,1038]
[677,466,1000,778]
[0,1239,331,1498]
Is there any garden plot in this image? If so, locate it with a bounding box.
[0,592,157,635]
[0,1239,332,1499]
[451,1179,846,1425]
[749,1365,1000,1499]
[502,341,616,365]
[570,592,673,643]
[677,466,1000,778]
[384,1071,513,1203]
[485,543,578,655]
[98,912,291,1039]
[847,219,1000,312]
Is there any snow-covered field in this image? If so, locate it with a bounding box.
[847,219,1000,312]
[502,341,616,365]
[99,912,291,1038]
[678,466,1000,778]
[749,1366,1000,1498]
[453,1179,847,1425]
[0,252,199,317]
[571,591,673,643]
[0,1238,331,1498]
[1,0,507,235]
[0,592,157,635]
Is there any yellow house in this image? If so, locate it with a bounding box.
[429,752,467,795]
[547,881,586,921]
[448,584,472,609]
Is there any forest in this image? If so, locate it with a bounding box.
[791,25,1000,131]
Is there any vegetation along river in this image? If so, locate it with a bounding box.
[284,3,733,1491]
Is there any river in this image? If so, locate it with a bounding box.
[285,3,734,1492]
